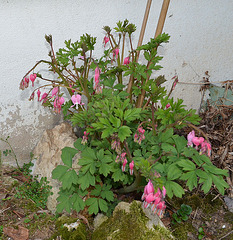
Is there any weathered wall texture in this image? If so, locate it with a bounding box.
[0,0,233,166]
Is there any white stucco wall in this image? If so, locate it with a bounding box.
[0,0,233,166]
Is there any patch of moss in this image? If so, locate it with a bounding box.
[17,198,39,214]
[25,213,56,236]
[92,201,173,240]
[49,216,87,240]
[170,193,222,215]
[171,222,196,240]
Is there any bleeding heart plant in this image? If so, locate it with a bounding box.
[20,20,229,216]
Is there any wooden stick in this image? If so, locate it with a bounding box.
[127,0,152,94]
[136,0,152,60]
[154,0,170,38]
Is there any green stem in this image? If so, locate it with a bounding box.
[0,138,20,169]
[117,173,142,194]
[151,103,156,135]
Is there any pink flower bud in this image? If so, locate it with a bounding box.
[103,36,109,47]
[24,77,29,88]
[121,158,127,172]
[53,97,65,114]
[95,67,100,84]
[166,103,171,109]
[51,87,59,97]
[37,89,41,101]
[29,74,37,87]
[145,193,156,204]
[123,56,130,65]
[129,161,134,175]
[40,92,48,102]
[113,48,119,60]
[187,130,195,147]
[145,180,154,195]
[192,137,204,147]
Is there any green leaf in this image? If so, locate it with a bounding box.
[124,108,141,122]
[186,171,197,191]
[56,195,72,213]
[118,126,132,142]
[52,165,70,180]
[61,147,79,167]
[165,181,184,198]
[74,138,86,151]
[97,149,104,160]
[109,116,121,128]
[203,164,229,176]
[212,175,229,195]
[160,128,174,142]
[118,91,129,98]
[114,83,125,90]
[86,197,99,215]
[167,165,182,180]
[100,189,114,202]
[81,147,96,161]
[112,168,126,182]
[196,169,209,179]
[91,185,102,196]
[99,161,112,177]
[201,176,212,194]
[181,215,189,221]
[177,159,196,171]
[161,143,177,154]
[71,193,85,212]
[99,118,111,126]
[98,198,108,212]
[172,135,187,153]
[144,51,150,61]
[78,172,95,190]
[101,127,114,138]
[60,169,79,189]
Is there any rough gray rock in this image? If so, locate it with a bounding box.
[93,213,109,230]
[224,196,233,213]
[32,122,81,213]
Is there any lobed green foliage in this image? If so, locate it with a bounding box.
[172,204,192,224]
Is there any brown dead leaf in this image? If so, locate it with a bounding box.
[3,225,29,240]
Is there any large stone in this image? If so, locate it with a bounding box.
[92,201,173,240]
[31,122,81,213]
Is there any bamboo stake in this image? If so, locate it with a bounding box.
[154,0,170,38]
[137,0,170,108]
[136,0,152,60]
[127,0,152,94]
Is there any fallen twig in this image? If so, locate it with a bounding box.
[219,229,233,240]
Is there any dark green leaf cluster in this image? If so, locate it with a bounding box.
[52,138,130,215]
[172,204,192,224]
[72,95,141,143]
[113,19,136,35]
[137,33,170,51]
[56,34,96,67]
